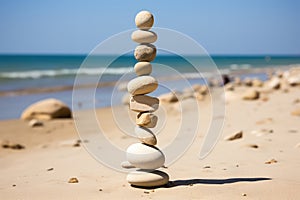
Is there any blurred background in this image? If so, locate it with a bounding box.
[0,0,299,119]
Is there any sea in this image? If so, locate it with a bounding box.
[1,54,300,120]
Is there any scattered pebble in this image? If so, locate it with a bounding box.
[242,193,247,197]
[0,141,25,150]
[293,98,300,104]
[10,144,25,150]
[288,129,298,133]
[252,79,264,87]
[265,159,277,164]
[225,130,243,141]
[47,168,54,171]
[73,139,89,147]
[28,119,44,127]
[203,165,211,169]
[144,191,150,194]
[99,188,103,191]
[251,129,273,137]
[1,140,10,148]
[159,92,179,103]
[12,184,16,187]
[247,144,259,149]
[291,108,300,116]
[68,177,79,183]
[242,89,260,100]
[73,143,80,147]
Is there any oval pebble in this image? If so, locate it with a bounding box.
[134,44,156,62]
[134,62,152,76]
[135,125,157,146]
[135,10,154,30]
[131,30,157,44]
[127,76,158,95]
[126,143,165,169]
[127,170,169,187]
[129,95,159,112]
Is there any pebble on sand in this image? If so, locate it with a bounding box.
[252,79,264,87]
[225,130,243,141]
[247,144,259,149]
[2,142,25,150]
[265,159,277,164]
[28,119,44,127]
[242,89,260,100]
[159,92,179,103]
[68,177,79,183]
[127,170,169,187]
[21,98,72,120]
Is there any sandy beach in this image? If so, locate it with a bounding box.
[1,69,300,200]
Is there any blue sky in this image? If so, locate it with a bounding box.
[0,0,299,55]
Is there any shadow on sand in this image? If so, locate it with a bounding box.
[131,177,271,189]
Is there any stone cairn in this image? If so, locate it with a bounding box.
[121,10,169,187]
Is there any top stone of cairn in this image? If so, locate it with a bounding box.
[135,10,154,30]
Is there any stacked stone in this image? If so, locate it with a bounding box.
[122,11,169,188]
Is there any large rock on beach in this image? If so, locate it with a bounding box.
[134,44,157,62]
[126,143,165,169]
[242,89,260,100]
[134,62,152,76]
[159,92,179,103]
[127,76,158,95]
[192,84,208,95]
[287,76,300,86]
[130,95,159,112]
[243,78,253,87]
[135,10,154,30]
[267,77,281,89]
[127,170,169,187]
[131,30,157,44]
[21,98,71,120]
[252,79,264,87]
[135,126,157,145]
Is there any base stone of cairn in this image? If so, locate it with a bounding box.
[122,10,169,188]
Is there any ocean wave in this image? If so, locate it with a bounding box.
[230,64,252,70]
[0,67,133,79]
